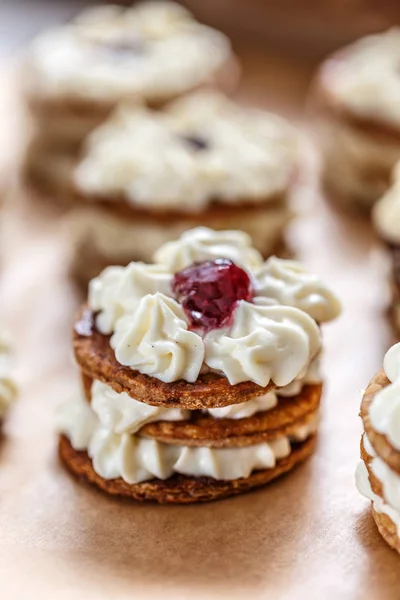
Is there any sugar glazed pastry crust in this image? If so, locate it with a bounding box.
[310,29,400,210]
[59,228,340,503]
[357,343,400,552]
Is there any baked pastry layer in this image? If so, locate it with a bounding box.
[59,433,316,504]
[74,309,276,409]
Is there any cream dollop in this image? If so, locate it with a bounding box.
[254,257,341,323]
[74,92,296,210]
[27,2,233,104]
[89,262,172,334]
[153,226,263,272]
[58,390,318,483]
[204,302,321,387]
[325,28,400,128]
[91,379,189,433]
[369,342,400,451]
[111,292,204,383]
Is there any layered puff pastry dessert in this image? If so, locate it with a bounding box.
[357,343,400,553]
[68,92,298,287]
[310,29,400,211]
[373,163,400,336]
[58,228,341,503]
[0,335,17,425]
[22,2,238,196]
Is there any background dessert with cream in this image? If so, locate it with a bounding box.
[69,92,298,287]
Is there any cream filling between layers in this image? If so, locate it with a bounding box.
[356,434,400,533]
[57,382,319,483]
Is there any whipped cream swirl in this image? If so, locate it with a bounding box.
[111,292,204,383]
[154,227,263,272]
[89,262,172,334]
[204,302,320,387]
[254,257,341,322]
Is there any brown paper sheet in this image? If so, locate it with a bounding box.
[0,48,399,600]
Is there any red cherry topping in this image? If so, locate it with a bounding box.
[172,259,253,332]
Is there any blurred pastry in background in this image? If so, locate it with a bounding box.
[373,161,400,336]
[58,227,340,503]
[22,1,239,199]
[0,335,17,425]
[356,342,400,554]
[68,91,298,288]
[310,28,400,211]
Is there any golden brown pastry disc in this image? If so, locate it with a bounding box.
[139,384,321,447]
[360,370,400,474]
[59,434,316,504]
[73,308,275,409]
[371,508,400,554]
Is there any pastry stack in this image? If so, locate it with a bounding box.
[310,29,400,211]
[373,162,400,336]
[0,335,17,425]
[357,342,400,553]
[22,1,238,199]
[58,227,341,503]
[69,91,298,287]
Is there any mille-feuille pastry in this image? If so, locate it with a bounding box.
[356,342,400,553]
[0,335,17,425]
[22,1,238,197]
[310,29,400,211]
[58,227,341,503]
[373,162,400,336]
[68,91,298,287]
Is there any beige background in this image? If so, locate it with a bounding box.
[1,5,400,599]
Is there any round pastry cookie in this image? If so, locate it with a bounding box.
[129,385,321,447]
[359,370,400,474]
[59,433,316,504]
[356,342,400,552]
[68,91,297,284]
[60,227,340,503]
[23,2,239,146]
[310,29,400,211]
[74,311,276,409]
